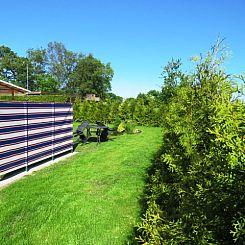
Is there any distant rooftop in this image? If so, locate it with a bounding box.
[0,79,31,94]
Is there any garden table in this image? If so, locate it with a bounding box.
[86,125,109,143]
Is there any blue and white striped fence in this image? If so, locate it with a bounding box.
[0,102,73,175]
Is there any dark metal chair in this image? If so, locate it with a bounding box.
[74,120,90,143]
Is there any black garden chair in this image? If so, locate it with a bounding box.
[73,120,90,143]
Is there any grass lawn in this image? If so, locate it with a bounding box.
[0,126,162,245]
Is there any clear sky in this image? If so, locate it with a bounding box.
[1,0,245,98]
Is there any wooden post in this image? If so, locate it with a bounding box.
[11,89,15,100]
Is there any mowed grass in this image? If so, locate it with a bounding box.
[0,126,162,245]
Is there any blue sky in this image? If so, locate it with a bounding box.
[1,0,245,98]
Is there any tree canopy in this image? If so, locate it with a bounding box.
[0,46,35,90]
[0,42,114,98]
[67,54,113,99]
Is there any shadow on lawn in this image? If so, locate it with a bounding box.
[73,136,116,151]
[126,148,164,244]
[0,151,71,183]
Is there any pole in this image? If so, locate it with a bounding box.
[26,100,29,172]
[26,62,29,90]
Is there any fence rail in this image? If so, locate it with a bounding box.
[0,102,73,175]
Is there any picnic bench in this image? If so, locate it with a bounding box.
[74,120,112,144]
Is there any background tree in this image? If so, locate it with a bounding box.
[67,54,113,99]
[133,97,146,125]
[0,46,18,81]
[160,58,184,103]
[147,89,162,103]
[46,42,82,89]
[34,74,60,92]
[106,92,123,103]
[108,100,121,122]
[0,43,114,97]
[27,47,47,76]
[0,45,36,90]
[27,42,82,91]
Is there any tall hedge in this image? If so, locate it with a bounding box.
[73,97,162,126]
[136,48,245,244]
[0,95,68,103]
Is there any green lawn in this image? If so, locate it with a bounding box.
[0,126,162,245]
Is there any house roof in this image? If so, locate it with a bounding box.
[0,79,31,93]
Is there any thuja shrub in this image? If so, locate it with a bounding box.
[72,97,162,126]
[136,43,245,244]
[73,99,120,123]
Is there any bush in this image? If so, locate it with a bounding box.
[136,43,245,244]
[112,117,122,131]
[0,95,68,103]
[117,122,126,133]
[71,97,162,127]
[125,120,136,134]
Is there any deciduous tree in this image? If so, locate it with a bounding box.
[67,54,113,99]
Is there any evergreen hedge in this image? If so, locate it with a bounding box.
[135,47,245,244]
[0,95,69,103]
[72,97,162,126]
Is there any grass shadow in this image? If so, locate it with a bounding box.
[73,134,116,151]
[0,151,73,184]
[126,147,164,244]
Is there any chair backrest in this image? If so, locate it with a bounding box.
[96,121,106,127]
[76,120,90,133]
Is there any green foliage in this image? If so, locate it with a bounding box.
[72,97,82,121]
[115,120,136,134]
[118,99,132,121]
[27,42,82,90]
[117,121,126,133]
[112,117,122,131]
[0,46,35,90]
[106,92,123,103]
[1,43,113,99]
[125,120,136,134]
[136,41,245,244]
[231,217,245,243]
[0,95,68,103]
[108,101,121,122]
[72,95,162,127]
[160,58,184,103]
[35,74,60,92]
[133,98,146,125]
[67,54,113,99]
[46,41,82,88]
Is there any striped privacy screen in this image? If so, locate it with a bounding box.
[0,102,73,175]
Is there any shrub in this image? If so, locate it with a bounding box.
[117,122,126,133]
[136,42,245,244]
[112,117,122,131]
[0,95,68,103]
[125,121,136,134]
